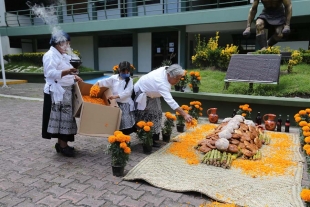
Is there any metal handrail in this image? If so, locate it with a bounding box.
[4,0,251,27]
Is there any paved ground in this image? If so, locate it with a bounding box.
[0,83,309,207]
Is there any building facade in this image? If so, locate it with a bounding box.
[0,0,309,72]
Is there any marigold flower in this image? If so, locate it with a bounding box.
[137,121,146,128]
[306,148,310,156]
[299,110,307,115]
[306,108,310,114]
[295,117,301,122]
[146,121,153,127]
[299,121,308,127]
[124,147,131,154]
[144,126,151,132]
[300,189,310,202]
[305,137,310,143]
[303,144,310,151]
[241,113,246,117]
[108,135,116,143]
[114,131,122,136]
[303,126,310,131]
[90,84,100,97]
[294,113,300,118]
[304,131,310,137]
[125,135,131,142]
[120,142,127,149]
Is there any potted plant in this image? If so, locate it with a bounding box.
[162,112,177,142]
[136,121,154,154]
[178,70,189,92]
[188,71,201,93]
[107,131,131,177]
[189,101,203,120]
[236,104,252,120]
[176,105,190,132]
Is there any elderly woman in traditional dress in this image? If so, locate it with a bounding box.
[134,64,193,147]
[94,61,136,135]
[42,31,82,157]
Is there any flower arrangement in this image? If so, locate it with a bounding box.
[176,70,189,89]
[189,101,203,120]
[136,121,154,146]
[236,104,252,119]
[107,131,131,167]
[294,109,310,147]
[176,105,190,126]
[253,46,281,54]
[188,71,201,89]
[112,64,135,74]
[162,112,176,135]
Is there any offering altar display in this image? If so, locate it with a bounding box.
[124,116,304,207]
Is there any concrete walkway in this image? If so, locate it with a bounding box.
[0,83,308,207]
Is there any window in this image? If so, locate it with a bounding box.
[66,0,88,15]
[96,0,118,10]
[98,34,133,47]
[9,37,21,48]
[37,38,50,50]
[137,0,160,6]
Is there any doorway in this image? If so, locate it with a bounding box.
[152,31,178,69]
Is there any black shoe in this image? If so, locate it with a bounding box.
[59,146,75,157]
[153,141,161,148]
[55,143,74,153]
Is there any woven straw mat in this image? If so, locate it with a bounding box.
[123,125,305,207]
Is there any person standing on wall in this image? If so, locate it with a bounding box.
[94,61,136,135]
[133,64,193,147]
[42,31,83,157]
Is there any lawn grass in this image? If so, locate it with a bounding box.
[188,63,310,97]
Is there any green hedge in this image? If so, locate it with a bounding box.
[3,50,81,66]
[302,53,310,64]
[4,52,45,66]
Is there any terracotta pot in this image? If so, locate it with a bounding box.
[176,124,185,132]
[162,133,171,142]
[142,144,152,154]
[193,87,199,93]
[206,108,218,123]
[112,165,125,177]
[263,114,276,131]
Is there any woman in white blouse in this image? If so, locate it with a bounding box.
[42,31,82,157]
[134,64,193,147]
[95,61,136,135]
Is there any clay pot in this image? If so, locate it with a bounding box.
[206,108,219,124]
[263,114,276,131]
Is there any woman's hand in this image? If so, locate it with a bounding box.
[183,113,193,123]
[74,75,83,82]
[108,95,119,100]
[61,68,78,77]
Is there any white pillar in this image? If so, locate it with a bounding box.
[0,0,6,27]
[0,35,8,88]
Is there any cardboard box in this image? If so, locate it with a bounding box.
[73,82,122,136]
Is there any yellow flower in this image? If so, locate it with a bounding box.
[146,121,153,127]
[114,131,122,136]
[241,113,246,117]
[303,144,310,151]
[295,117,301,122]
[303,126,310,131]
[300,189,310,202]
[299,121,308,127]
[144,126,151,132]
[305,137,310,143]
[124,147,131,154]
[137,121,146,128]
[120,142,127,149]
[108,135,116,143]
[299,110,307,115]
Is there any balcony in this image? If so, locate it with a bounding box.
[4,0,250,27]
